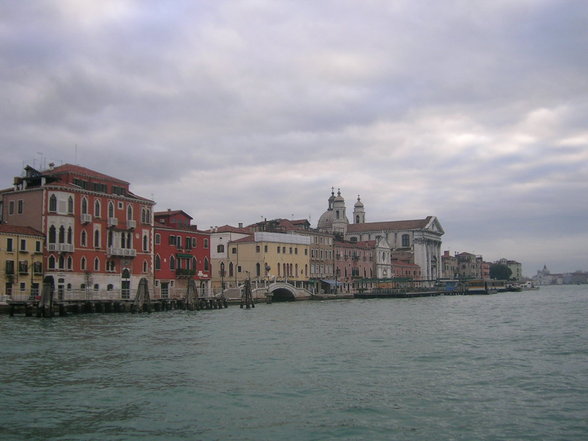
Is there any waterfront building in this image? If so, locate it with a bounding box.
[496,258,522,281]
[0,224,44,302]
[455,252,482,279]
[223,232,311,285]
[441,251,459,279]
[1,164,155,300]
[391,260,422,279]
[333,240,376,293]
[209,224,251,291]
[249,218,335,291]
[317,189,444,280]
[154,210,211,299]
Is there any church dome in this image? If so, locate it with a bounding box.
[317,209,334,231]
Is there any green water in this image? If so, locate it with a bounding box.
[1,286,587,440]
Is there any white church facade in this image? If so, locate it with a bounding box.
[318,189,444,281]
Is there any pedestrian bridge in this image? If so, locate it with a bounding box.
[223,280,314,302]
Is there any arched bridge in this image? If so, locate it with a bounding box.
[251,281,313,302]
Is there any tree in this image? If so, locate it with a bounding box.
[490,263,512,280]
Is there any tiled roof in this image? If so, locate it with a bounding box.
[45,164,129,185]
[0,224,44,236]
[347,216,433,233]
[154,210,192,219]
[212,225,251,234]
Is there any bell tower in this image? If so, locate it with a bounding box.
[353,195,365,224]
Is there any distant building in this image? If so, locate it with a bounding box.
[1,164,155,300]
[441,251,458,279]
[0,224,44,301]
[154,210,211,299]
[496,258,522,281]
[317,189,444,281]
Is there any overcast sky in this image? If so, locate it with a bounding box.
[2,0,587,276]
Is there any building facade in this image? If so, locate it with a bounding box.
[1,164,155,300]
[0,225,45,301]
[154,210,211,298]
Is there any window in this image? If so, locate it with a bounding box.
[204,258,209,271]
[277,246,280,253]
[169,235,176,246]
[256,263,261,277]
[81,197,88,214]
[170,256,176,270]
[8,200,15,215]
[81,257,87,270]
[143,260,148,273]
[142,234,148,252]
[49,195,57,212]
[81,230,87,247]
[67,256,72,270]
[93,284,99,291]
[256,245,260,253]
[68,196,73,214]
[94,200,101,217]
[231,247,237,254]
[264,245,268,252]
[94,257,100,271]
[33,261,43,274]
[155,233,161,245]
[108,201,115,218]
[20,282,26,292]
[127,205,133,220]
[48,255,56,269]
[94,230,100,248]
[6,238,13,252]
[177,236,182,249]
[155,254,161,270]
[204,239,208,249]
[192,238,197,248]
[20,239,26,252]
[229,262,234,277]
[67,227,72,244]
[107,284,114,291]
[35,241,41,252]
[402,234,410,248]
[217,244,224,253]
[18,200,23,214]
[5,260,14,275]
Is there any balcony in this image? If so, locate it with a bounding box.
[127,219,136,229]
[48,243,57,252]
[176,268,196,278]
[107,217,119,227]
[81,213,92,224]
[107,247,136,257]
[57,243,74,253]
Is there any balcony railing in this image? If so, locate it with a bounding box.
[127,219,136,229]
[108,217,119,227]
[58,243,74,253]
[107,247,137,257]
[81,213,92,224]
[176,268,196,278]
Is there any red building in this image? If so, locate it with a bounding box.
[334,240,375,293]
[154,210,211,298]
[1,164,154,300]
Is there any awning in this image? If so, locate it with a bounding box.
[176,253,193,259]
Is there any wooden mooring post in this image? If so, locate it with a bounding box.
[240,278,255,309]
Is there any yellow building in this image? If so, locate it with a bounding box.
[223,232,311,285]
[0,225,45,301]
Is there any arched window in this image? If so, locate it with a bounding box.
[58,255,64,269]
[143,260,148,273]
[94,257,100,271]
[155,254,161,270]
[108,201,114,218]
[94,200,101,217]
[217,244,224,253]
[49,194,57,212]
[192,257,197,270]
[204,258,209,271]
[68,196,74,214]
[81,230,87,247]
[58,226,65,243]
[127,205,133,220]
[142,234,148,252]
[229,262,234,277]
[67,227,72,244]
[81,257,87,270]
[94,230,100,248]
[48,255,56,269]
[67,256,72,270]
[170,256,176,270]
[81,197,88,214]
[48,225,56,243]
[108,230,113,247]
